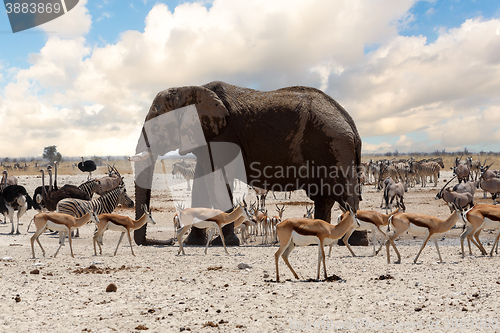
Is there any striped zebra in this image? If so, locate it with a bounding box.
[172,162,195,191]
[56,186,134,236]
[394,162,409,183]
[78,179,104,198]
[377,164,399,190]
[416,161,442,187]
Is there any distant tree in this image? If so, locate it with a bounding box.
[3,157,10,163]
[43,145,62,164]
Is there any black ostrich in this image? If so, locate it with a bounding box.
[0,171,32,234]
[39,169,90,212]
[32,164,58,213]
[78,157,97,179]
[32,185,50,213]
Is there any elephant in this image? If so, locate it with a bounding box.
[131,81,364,247]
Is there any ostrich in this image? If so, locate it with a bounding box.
[32,164,58,213]
[0,170,18,191]
[32,185,50,213]
[78,157,97,179]
[1,170,20,223]
[39,169,90,212]
[0,173,32,234]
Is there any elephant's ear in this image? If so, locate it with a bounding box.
[146,85,229,141]
[190,86,230,140]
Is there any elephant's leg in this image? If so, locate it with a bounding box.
[134,165,173,246]
[210,163,239,247]
[311,196,335,223]
[185,179,210,245]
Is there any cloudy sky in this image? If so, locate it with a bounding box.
[1,0,499,158]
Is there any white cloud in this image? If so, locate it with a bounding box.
[38,0,91,38]
[330,18,500,152]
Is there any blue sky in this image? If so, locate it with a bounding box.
[1,0,500,157]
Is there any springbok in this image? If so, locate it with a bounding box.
[329,205,403,257]
[385,201,462,264]
[31,210,99,258]
[176,202,251,255]
[274,203,359,282]
[93,204,157,256]
[459,204,500,257]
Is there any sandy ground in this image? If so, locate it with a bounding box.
[2,170,500,332]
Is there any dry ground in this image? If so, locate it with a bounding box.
[1,169,500,332]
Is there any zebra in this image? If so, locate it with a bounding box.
[377,164,399,190]
[172,162,195,191]
[394,162,409,183]
[56,186,134,237]
[416,161,442,187]
[78,179,104,199]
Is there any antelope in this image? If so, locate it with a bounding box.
[270,204,286,243]
[329,206,403,257]
[479,163,499,198]
[98,170,123,193]
[274,203,359,282]
[250,185,269,210]
[469,155,482,180]
[480,176,500,204]
[235,199,257,244]
[451,155,470,184]
[459,204,500,257]
[435,176,474,212]
[383,178,407,214]
[176,202,251,255]
[31,210,100,258]
[385,201,462,264]
[303,205,314,219]
[93,205,157,256]
[379,176,395,208]
[258,209,272,244]
[452,179,480,197]
[252,208,265,236]
[173,202,186,235]
[235,219,253,244]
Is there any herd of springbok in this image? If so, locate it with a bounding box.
[2,153,500,282]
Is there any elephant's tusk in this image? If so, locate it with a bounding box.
[128,150,153,162]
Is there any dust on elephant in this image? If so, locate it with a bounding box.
[131,81,363,246]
